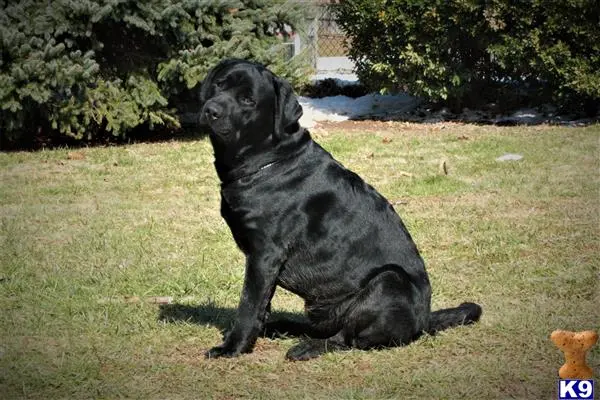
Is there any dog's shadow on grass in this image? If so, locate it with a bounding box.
[158,301,306,336]
[158,302,236,332]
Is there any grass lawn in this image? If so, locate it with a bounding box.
[1,122,598,399]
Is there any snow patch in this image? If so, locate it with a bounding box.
[299,93,419,128]
[298,92,592,127]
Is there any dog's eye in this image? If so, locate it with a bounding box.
[240,96,255,106]
[214,79,226,90]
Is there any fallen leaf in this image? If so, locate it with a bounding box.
[392,199,409,205]
[67,151,85,160]
[439,160,448,175]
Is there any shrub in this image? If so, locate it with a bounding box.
[333,0,600,112]
[299,78,368,98]
[0,0,309,148]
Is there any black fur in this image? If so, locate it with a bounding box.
[199,59,482,360]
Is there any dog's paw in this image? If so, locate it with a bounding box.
[221,329,231,342]
[204,344,241,359]
[285,340,325,361]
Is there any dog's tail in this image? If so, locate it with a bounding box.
[425,302,482,334]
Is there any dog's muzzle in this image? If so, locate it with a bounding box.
[203,102,223,122]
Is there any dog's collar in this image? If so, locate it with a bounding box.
[220,132,311,185]
[226,159,280,183]
[258,161,276,171]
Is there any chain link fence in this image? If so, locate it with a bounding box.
[288,1,354,75]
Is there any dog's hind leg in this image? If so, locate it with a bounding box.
[344,268,425,349]
[285,331,348,361]
[285,267,425,361]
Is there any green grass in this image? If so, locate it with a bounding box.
[1,123,598,399]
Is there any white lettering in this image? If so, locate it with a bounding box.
[578,380,592,398]
[560,380,577,398]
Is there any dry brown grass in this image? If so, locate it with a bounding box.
[1,123,598,399]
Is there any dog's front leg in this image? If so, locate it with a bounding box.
[205,252,280,359]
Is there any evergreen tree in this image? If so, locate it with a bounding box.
[0,0,308,148]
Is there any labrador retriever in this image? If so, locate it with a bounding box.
[199,59,481,361]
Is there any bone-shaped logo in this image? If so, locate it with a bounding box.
[551,330,598,379]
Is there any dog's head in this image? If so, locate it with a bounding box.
[199,59,303,158]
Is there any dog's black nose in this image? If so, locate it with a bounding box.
[204,103,222,121]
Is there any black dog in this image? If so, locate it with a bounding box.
[199,59,481,361]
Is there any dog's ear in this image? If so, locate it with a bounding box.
[273,76,303,138]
